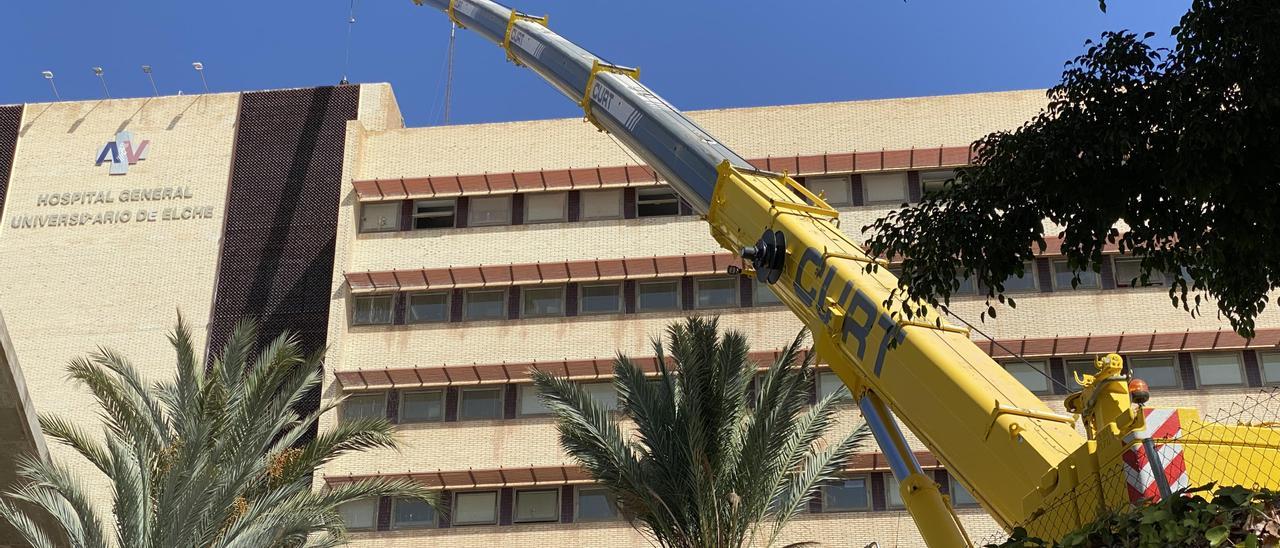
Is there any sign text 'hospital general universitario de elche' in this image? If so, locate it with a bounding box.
[7,131,217,230]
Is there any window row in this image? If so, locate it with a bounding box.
[337,470,979,532]
[359,187,687,233]
[1002,351,1280,395]
[350,275,785,326]
[891,256,1197,296]
[338,484,619,531]
[341,382,623,424]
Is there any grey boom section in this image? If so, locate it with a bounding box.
[414,0,755,213]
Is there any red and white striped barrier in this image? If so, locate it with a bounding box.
[1121,408,1189,503]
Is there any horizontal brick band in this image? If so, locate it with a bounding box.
[333,328,1280,391]
[351,146,974,202]
[323,452,940,487]
[345,252,742,293]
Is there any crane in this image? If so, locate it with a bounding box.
[409,1,1280,544]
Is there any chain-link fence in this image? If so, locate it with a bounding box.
[981,386,1280,545]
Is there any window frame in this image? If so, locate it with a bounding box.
[1064,359,1096,387]
[579,282,623,315]
[517,383,551,417]
[1003,360,1051,395]
[920,170,955,195]
[399,389,445,424]
[861,172,909,205]
[637,280,681,312]
[1192,352,1246,387]
[358,201,401,234]
[351,294,394,326]
[949,474,979,507]
[1127,355,1181,389]
[636,186,680,218]
[524,191,569,224]
[1261,352,1280,386]
[1112,257,1167,288]
[580,188,624,220]
[805,176,852,206]
[463,288,507,321]
[1050,259,1101,290]
[452,490,499,526]
[513,488,561,523]
[998,261,1039,293]
[337,498,379,530]
[406,291,450,324]
[521,285,566,319]
[753,280,783,306]
[886,473,904,509]
[341,392,387,423]
[467,195,512,227]
[582,382,619,411]
[457,386,505,421]
[575,486,619,522]
[391,496,438,529]
[817,371,853,402]
[820,476,871,512]
[694,276,739,310]
[411,198,456,230]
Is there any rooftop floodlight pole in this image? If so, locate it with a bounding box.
[92,66,111,98]
[192,62,209,93]
[41,71,59,100]
[141,65,159,96]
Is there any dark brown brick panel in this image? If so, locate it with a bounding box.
[0,105,22,221]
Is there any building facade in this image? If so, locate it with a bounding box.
[0,84,1277,547]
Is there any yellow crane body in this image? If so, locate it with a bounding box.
[409,0,1280,544]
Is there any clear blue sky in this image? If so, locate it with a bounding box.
[4,1,1188,127]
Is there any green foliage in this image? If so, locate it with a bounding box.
[531,317,870,548]
[0,316,439,548]
[864,0,1280,337]
[988,485,1280,548]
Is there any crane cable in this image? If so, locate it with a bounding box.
[341,0,360,85]
[443,22,457,124]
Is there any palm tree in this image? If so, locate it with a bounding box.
[532,316,870,548]
[0,316,438,547]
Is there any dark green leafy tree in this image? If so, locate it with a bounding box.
[864,0,1279,336]
[0,317,438,547]
[532,317,869,548]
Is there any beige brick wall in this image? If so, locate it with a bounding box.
[0,93,242,509]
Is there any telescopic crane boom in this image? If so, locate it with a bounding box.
[409,1,1280,545]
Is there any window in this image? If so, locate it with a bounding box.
[920,170,955,194]
[806,176,851,206]
[342,393,385,422]
[1262,353,1280,385]
[392,497,437,529]
[400,390,444,423]
[352,294,393,325]
[999,261,1038,292]
[1052,260,1100,290]
[459,387,504,420]
[695,277,738,309]
[580,283,622,315]
[886,474,904,509]
[1004,360,1050,394]
[338,498,378,530]
[1194,353,1244,386]
[949,474,978,506]
[407,292,449,323]
[576,487,618,521]
[754,280,783,306]
[953,270,977,295]
[1065,359,1096,386]
[525,192,567,224]
[518,384,551,416]
[862,172,907,204]
[464,289,506,321]
[637,187,679,217]
[412,199,455,229]
[817,372,852,401]
[1129,356,1179,389]
[1113,257,1165,287]
[583,382,619,411]
[514,489,560,523]
[359,201,400,233]
[468,196,511,226]
[453,491,498,525]
[637,280,680,311]
[822,477,869,511]
[522,286,565,318]
[581,189,624,220]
